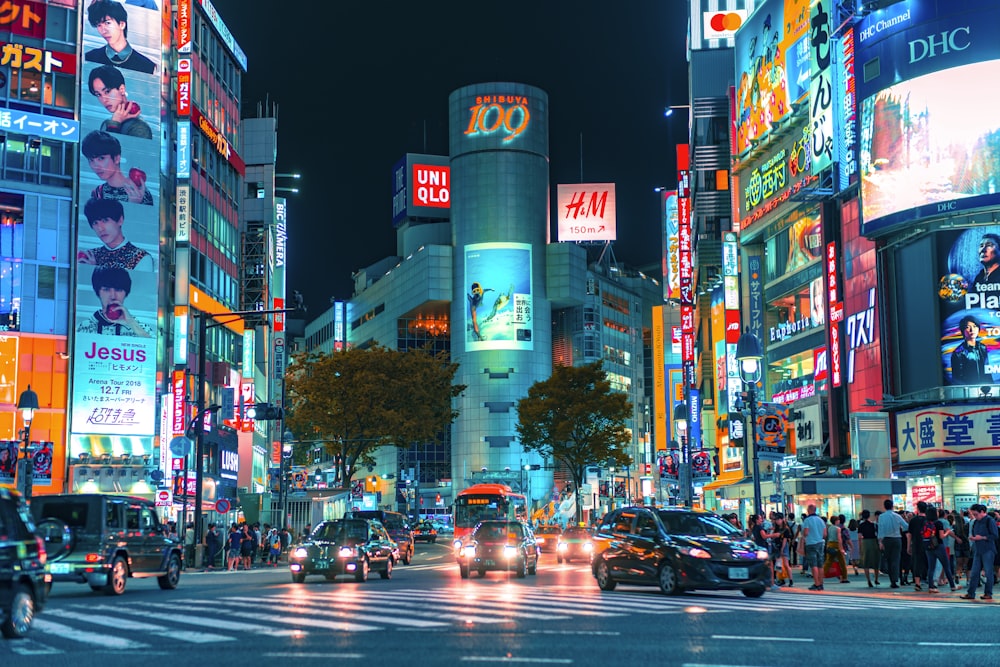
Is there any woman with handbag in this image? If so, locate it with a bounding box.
[823,515,850,583]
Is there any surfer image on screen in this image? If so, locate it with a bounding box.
[483,284,515,323]
[77,266,152,337]
[951,315,991,385]
[468,282,494,341]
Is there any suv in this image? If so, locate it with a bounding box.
[31,494,183,596]
[0,488,48,639]
[346,510,414,564]
[591,506,771,597]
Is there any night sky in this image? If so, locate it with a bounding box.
[211,1,688,314]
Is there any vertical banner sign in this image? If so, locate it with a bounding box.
[838,28,857,189]
[748,255,765,346]
[72,0,162,437]
[177,58,191,116]
[176,120,190,178]
[809,0,834,175]
[826,242,842,387]
[175,184,189,242]
[663,191,680,300]
[689,388,702,454]
[723,233,742,413]
[242,330,254,378]
[171,370,186,436]
[679,188,695,389]
[177,0,191,53]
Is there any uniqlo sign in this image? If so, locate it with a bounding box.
[412,164,450,208]
[177,59,191,116]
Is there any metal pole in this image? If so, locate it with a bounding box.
[750,386,762,518]
[22,422,32,501]
[193,312,207,550]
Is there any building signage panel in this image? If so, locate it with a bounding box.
[72,0,162,437]
[0,109,78,142]
[242,330,254,379]
[177,0,192,53]
[176,120,190,178]
[390,153,450,226]
[838,27,858,189]
[0,0,45,38]
[177,58,191,115]
[191,106,245,175]
[738,128,818,230]
[663,191,680,300]
[172,370,186,436]
[701,9,747,41]
[463,94,530,143]
[896,403,1000,464]
[747,255,764,347]
[808,0,834,175]
[176,184,189,242]
[413,163,450,209]
[464,242,533,352]
[556,183,617,242]
[0,41,75,74]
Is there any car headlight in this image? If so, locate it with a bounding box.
[339,546,356,558]
[756,549,770,560]
[503,545,517,559]
[461,545,477,558]
[557,542,567,551]
[583,541,594,552]
[453,539,463,549]
[536,537,545,543]
[677,546,712,559]
[292,547,308,559]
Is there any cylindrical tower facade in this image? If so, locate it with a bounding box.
[448,83,552,504]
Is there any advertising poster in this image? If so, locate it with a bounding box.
[937,226,1000,386]
[464,242,533,351]
[72,0,162,436]
[842,199,883,412]
[733,0,810,153]
[0,441,16,484]
[658,450,680,480]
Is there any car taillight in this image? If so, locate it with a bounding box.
[35,536,47,565]
[85,553,102,563]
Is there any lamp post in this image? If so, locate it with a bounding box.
[281,432,293,530]
[736,327,764,518]
[673,401,690,507]
[16,385,39,500]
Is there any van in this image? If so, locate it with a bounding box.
[345,510,414,564]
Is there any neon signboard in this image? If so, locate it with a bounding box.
[556,183,617,242]
[192,106,245,175]
[464,94,530,142]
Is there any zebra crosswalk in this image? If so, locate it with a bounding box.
[7,585,966,656]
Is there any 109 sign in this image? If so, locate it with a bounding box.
[464,95,530,142]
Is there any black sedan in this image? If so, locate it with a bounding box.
[289,519,396,583]
[412,522,438,543]
[591,506,771,597]
[456,520,539,579]
[556,526,594,563]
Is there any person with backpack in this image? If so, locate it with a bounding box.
[907,501,929,591]
[960,504,998,600]
[923,506,956,592]
[268,528,282,566]
[823,515,850,583]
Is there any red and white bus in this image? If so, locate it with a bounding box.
[453,483,528,541]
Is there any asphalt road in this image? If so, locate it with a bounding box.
[4,544,998,667]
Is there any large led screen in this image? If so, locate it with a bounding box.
[72,0,162,436]
[464,242,533,351]
[937,226,1000,387]
[860,60,1000,231]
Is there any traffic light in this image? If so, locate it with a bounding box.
[247,403,283,420]
[523,464,541,471]
[712,451,721,476]
[643,463,652,475]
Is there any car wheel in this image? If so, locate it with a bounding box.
[103,556,128,595]
[528,556,537,575]
[292,572,306,583]
[157,553,181,590]
[742,586,767,598]
[380,558,393,580]
[431,538,436,543]
[354,558,369,582]
[516,556,527,579]
[0,583,34,639]
[595,560,617,591]
[459,564,470,579]
[478,568,486,578]
[403,547,412,565]
[657,563,682,596]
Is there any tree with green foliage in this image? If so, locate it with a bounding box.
[285,344,465,489]
[515,361,633,523]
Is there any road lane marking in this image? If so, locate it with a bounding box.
[263,653,364,659]
[107,603,308,636]
[461,658,573,664]
[44,609,234,644]
[712,635,814,642]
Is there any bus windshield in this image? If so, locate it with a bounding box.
[455,495,509,529]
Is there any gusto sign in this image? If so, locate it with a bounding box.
[464,95,530,142]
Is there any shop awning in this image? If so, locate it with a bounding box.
[789,477,906,496]
[702,475,745,491]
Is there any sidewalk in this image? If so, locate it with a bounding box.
[776,568,995,603]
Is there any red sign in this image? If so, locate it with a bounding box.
[830,320,842,388]
[814,348,829,383]
[413,164,450,208]
[911,484,941,505]
[0,0,45,39]
[271,441,281,465]
[826,242,839,320]
[191,106,245,176]
[273,297,284,333]
[172,370,186,436]
[177,58,191,116]
[177,0,192,53]
[725,310,741,344]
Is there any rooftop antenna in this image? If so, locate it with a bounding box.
[579,132,583,182]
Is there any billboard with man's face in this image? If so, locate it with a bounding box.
[71,0,162,437]
[937,226,1000,386]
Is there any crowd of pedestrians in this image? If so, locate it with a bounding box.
[723,501,999,600]
[192,521,295,571]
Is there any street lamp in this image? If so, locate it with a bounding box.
[735,327,764,518]
[673,401,690,507]
[281,431,294,530]
[15,385,39,500]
